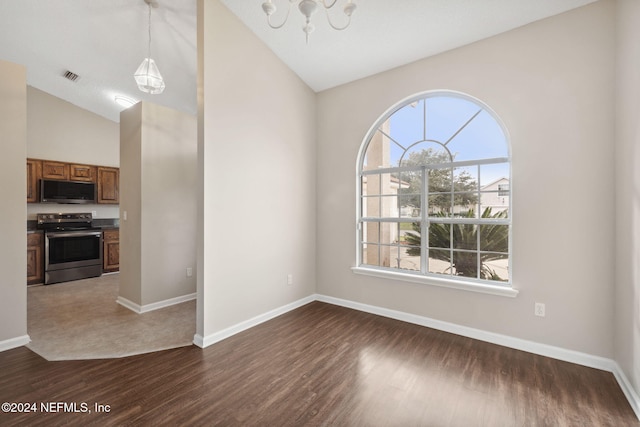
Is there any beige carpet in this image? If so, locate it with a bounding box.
[27,273,196,361]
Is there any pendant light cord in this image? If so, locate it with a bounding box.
[146,3,152,72]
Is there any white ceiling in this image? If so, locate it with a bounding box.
[0,0,597,123]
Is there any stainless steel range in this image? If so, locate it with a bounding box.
[37,213,103,285]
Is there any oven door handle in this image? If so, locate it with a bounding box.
[46,231,103,239]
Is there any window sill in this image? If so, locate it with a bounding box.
[351,266,519,298]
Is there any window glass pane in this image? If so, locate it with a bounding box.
[479,225,509,253]
[364,173,399,196]
[402,222,421,247]
[362,175,380,196]
[480,191,509,217]
[453,251,478,278]
[428,166,453,193]
[454,166,479,190]
[425,96,482,144]
[398,245,420,271]
[388,100,425,149]
[362,221,379,244]
[361,243,380,267]
[363,196,381,218]
[453,223,477,250]
[379,173,397,196]
[387,245,401,269]
[381,195,399,218]
[446,110,508,161]
[398,195,420,218]
[397,171,420,215]
[428,194,452,217]
[401,142,452,168]
[363,129,394,171]
[428,249,452,275]
[452,192,478,218]
[482,255,509,282]
[428,222,450,249]
[480,163,509,188]
[379,222,397,246]
[362,196,401,219]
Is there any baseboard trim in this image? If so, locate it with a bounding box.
[315,294,640,421]
[117,293,197,314]
[315,294,612,370]
[0,335,30,352]
[193,295,316,349]
[612,362,640,420]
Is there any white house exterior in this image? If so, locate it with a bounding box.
[480,177,509,213]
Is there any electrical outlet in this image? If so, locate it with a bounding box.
[91,210,97,218]
[534,302,546,317]
[287,274,293,286]
[186,267,193,277]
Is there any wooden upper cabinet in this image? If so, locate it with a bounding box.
[97,167,119,204]
[69,164,97,182]
[26,159,42,203]
[42,160,69,180]
[27,158,119,204]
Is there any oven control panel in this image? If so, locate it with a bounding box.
[37,212,93,225]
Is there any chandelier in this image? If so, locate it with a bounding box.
[134,0,165,94]
[262,0,357,43]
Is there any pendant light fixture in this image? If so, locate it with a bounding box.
[134,0,165,94]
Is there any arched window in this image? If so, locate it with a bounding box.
[356,91,512,291]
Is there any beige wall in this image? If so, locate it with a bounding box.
[0,60,28,347]
[119,102,197,306]
[615,0,640,400]
[119,103,143,304]
[197,0,316,340]
[26,86,120,219]
[317,1,615,357]
[27,86,119,165]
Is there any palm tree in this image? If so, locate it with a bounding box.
[404,207,508,280]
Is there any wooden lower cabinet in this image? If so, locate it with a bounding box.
[27,233,44,285]
[103,229,119,273]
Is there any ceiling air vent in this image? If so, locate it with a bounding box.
[62,70,80,82]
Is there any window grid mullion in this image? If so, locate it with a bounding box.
[476,163,481,279]
[420,167,428,275]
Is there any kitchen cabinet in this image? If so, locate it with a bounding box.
[103,229,119,273]
[27,232,44,285]
[26,158,119,204]
[69,164,97,182]
[26,159,42,203]
[97,167,119,204]
[41,160,69,180]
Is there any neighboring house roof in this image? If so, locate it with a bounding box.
[481,177,509,190]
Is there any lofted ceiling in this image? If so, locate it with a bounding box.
[0,0,597,123]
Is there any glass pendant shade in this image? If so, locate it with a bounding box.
[134,58,165,94]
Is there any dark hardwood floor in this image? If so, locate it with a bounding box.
[0,302,637,426]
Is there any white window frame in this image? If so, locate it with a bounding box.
[353,90,517,298]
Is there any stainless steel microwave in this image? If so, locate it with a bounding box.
[40,179,96,204]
